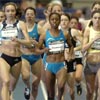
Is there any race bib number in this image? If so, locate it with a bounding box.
[76,40,81,46]
[75,51,83,58]
[91,39,100,50]
[1,28,18,38]
[49,40,64,53]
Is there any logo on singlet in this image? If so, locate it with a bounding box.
[14,59,18,62]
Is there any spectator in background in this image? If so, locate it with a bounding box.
[20,0,36,11]
[20,0,36,20]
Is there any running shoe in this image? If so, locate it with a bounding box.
[76,84,82,95]
[24,87,30,100]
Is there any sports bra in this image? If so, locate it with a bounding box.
[0,20,24,41]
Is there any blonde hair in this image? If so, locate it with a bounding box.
[51,3,63,11]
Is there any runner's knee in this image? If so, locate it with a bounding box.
[2,78,10,87]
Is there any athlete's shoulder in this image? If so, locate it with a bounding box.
[0,21,5,30]
[18,20,25,24]
[0,22,2,27]
[84,26,90,32]
[37,24,46,35]
[38,20,45,26]
[71,28,81,36]
[62,30,69,39]
[37,23,42,30]
[18,20,27,28]
[83,26,90,37]
[70,28,78,33]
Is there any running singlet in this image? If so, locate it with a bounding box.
[22,23,41,65]
[0,20,23,41]
[75,40,82,58]
[45,30,66,54]
[68,28,82,58]
[23,23,39,49]
[88,26,100,53]
[28,24,39,41]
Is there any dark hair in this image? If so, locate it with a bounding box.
[16,7,22,19]
[61,13,70,21]
[89,10,100,27]
[49,12,61,20]
[24,7,36,15]
[91,1,100,9]
[70,16,79,22]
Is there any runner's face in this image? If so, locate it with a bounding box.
[70,18,78,29]
[25,9,35,22]
[52,5,62,15]
[92,4,100,12]
[92,12,100,27]
[44,6,51,18]
[0,12,5,22]
[49,14,60,29]
[5,5,16,19]
[60,15,70,29]
[46,5,52,16]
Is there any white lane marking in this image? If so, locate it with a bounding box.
[40,80,47,100]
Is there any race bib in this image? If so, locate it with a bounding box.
[49,40,64,53]
[76,40,81,46]
[91,39,100,50]
[1,28,18,37]
[1,27,18,41]
[75,51,83,58]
